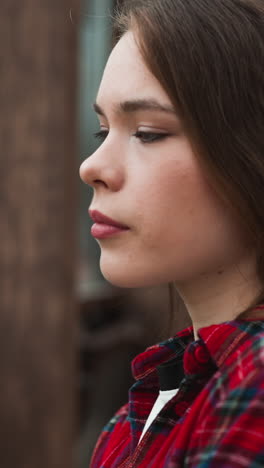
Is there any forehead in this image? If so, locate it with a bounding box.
[97,31,171,106]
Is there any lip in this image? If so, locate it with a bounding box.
[89,209,130,239]
[90,224,129,239]
[88,209,129,229]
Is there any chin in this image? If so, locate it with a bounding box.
[101,270,144,288]
[100,264,165,289]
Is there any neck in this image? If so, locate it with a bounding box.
[176,253,262,340]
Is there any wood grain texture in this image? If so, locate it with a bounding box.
[0,1,79,467]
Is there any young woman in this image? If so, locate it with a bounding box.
[79,0,264,466]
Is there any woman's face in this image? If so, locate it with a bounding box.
[79,31,249,288]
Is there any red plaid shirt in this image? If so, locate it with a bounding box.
[90,305,264,467]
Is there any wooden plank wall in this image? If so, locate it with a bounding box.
[0,1,79,467]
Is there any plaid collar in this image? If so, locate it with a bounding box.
[132,305,264,385]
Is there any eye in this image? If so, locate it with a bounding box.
[93,129,109,142]
[93,129,170,144]
[133,131,169,144]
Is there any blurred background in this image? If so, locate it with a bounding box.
[1,1,190,467]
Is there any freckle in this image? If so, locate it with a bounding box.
[217,270,224,275]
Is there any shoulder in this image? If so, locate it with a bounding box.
[102,402,129,433]
[198,320,264,389]
[186,324,264,466]
[193,321,264,427]
[223,321,264,388]
[89,402,130,467]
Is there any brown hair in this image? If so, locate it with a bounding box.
[113,0,264,320]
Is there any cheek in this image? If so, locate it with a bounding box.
[98,142,248,288]
[134,160,244,261]
[133,161,201,240]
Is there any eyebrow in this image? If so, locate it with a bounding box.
[93,99,178,117]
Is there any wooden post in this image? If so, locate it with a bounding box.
[0,1,79,467]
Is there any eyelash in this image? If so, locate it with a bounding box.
[93,130,169,144]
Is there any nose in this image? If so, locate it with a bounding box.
[79,144,125,192]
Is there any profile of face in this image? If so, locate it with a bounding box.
[79,31,249,289]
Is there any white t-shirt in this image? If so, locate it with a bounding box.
[138,388,179,444]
